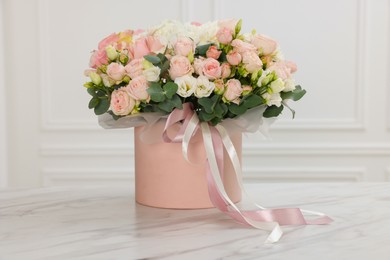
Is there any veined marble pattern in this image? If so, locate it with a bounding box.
[1,183,390,260]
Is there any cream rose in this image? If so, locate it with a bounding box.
[262,92,282,107]
[169,55,193,80]
[283,78,296,92]
[110,87,136,115]
[231,39,257,54]
[142,66,161,82]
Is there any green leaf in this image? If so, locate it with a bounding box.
[88,97,99,109]
[228,103,248,116]
[198,97,214,113]
[157,100,174,113]
[147,82,165,102]
[159,60,170,75]
[94,98,110,115]
[280,85,306,101]
[195,43,212,56]
[263,105,284,118]
[87,87,97,97]
[210,117,222,126]
[214,102,227,118]
[144,55,161,65]
[242,94,263,109]
[170,94,183,109]
[157,53,168,63]
[163,82,178,99]
[198,110,215,122]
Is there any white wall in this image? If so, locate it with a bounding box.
[2,0,390,187]
[0,0,7,188]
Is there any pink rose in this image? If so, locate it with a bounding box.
[214,79,225,95]
[202,58,221,80]
[191,21,202,26]
[218,19,238,31]
[169,55,193,80]
[98,33,119,51]
[110,87,136,116]
[126,76,150,102]
[174,37,194,56]
[216,28,233,44]
[220,63,231,79]
[224,79,242,102]
[193,57,205,76]
[231,39,257,54]
[242,85,253,95]
[268,61,292,80]
[106,62,126,81]
[226,50,242,66]
[251,34,278,55]
[125,58,143,79]
[242,51,263,73]
[206,46,222,59]
[89,50,108,68]
[128,36,164,59]
[285,61,298,73]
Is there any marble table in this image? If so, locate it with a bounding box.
[0,183,389,260]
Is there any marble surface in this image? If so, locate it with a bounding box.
[1,183,390,260]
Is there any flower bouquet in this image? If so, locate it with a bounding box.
[83,19,331,243]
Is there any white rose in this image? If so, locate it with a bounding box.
[174,75,198,97]
[283,78,296,92]
[270,78,285,93]
[262,92,282,107]
[195,76,215,98]
[142,66,161,82]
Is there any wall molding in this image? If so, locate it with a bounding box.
[213,0,367,131]
[40,142,390,157]
[0,0,8,188]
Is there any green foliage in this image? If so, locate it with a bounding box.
[241,94,264,109]
[280,85,306,101]
[163,82,178,99]
[88,97,99,109]
[147,82,166,102]
[195,43,212,56]
[94,98,110,115]
[144,55,161,65]
[228,103,248,116]
[263,105,284,118]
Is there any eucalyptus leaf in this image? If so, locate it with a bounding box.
[94,98,110,115]
[243,94,263,109]
[147,83,165,102]
[280,86,306,101]
[263,105,284,118]
[163,82,178,99]
[88,97,99,109]
[198,97,214,113]
[170,94,183,109]
[87,88,97,97]
[144,55,161,65]
[195,43,212,56]
[198,110,215,121]
[157,100,174,113]
[228,103,247,116]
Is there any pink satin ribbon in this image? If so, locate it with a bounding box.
[162,103,333,243]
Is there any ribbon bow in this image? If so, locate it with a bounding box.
[162,103,333,243]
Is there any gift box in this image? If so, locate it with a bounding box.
[134,122,242,209]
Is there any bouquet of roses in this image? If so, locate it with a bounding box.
[83,19,305,125]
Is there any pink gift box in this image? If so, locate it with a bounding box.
[134,123,242,209]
